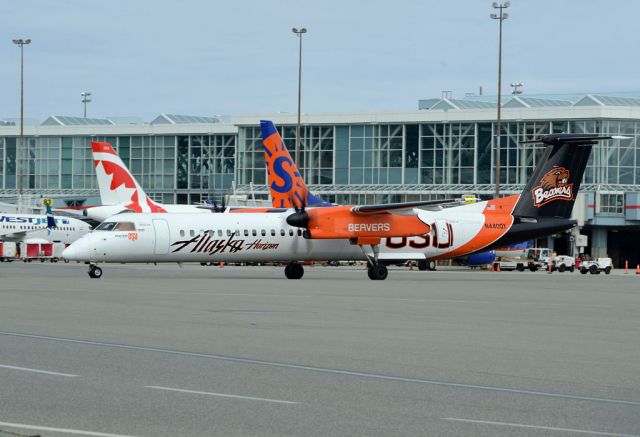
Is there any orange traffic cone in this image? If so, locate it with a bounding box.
[636,264,640,275]
[490,263,495,272]
[220,262,225,268]
[496,263,501,272]
[625,260,629,274]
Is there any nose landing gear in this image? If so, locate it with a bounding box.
[88,264,103,279]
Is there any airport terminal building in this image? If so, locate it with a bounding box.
[1,93,640,265]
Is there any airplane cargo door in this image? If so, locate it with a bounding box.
[153,219,170,254]
[434,219,452,249]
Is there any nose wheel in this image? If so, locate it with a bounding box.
[88,265,103,279]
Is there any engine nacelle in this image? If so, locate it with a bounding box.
[464,250,496,266]
[84,205,131,222]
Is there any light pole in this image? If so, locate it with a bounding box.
[12,38,31,203]
[292,27,307,169]
[81,92,92,118]
[510,82,523,95]
[490,2,509,198]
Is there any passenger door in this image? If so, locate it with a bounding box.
[153,219,170,254]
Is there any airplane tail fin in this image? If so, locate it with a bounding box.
[513,134,616,219]
[43,199,56,234]
[91,142,166,213]
[260,120,330,208]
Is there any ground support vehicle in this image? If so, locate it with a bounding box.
[580,258,613,275]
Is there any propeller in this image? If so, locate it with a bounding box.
[211,195,226,213]
[286,191,310,229]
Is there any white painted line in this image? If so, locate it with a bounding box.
[0,364,78,378]
[145,385,298,404]
[1,330,638,407]
[0,421,138,437]
[442,418,640,437]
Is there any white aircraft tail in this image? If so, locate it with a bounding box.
[91,142,166,213]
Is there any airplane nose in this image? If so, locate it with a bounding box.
[62,241,87,261]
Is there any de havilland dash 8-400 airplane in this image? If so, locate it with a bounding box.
[63,121,617,280]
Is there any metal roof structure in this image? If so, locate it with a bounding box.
[41,115,115,126]
[419,93,640,111]
[150,113,220,125]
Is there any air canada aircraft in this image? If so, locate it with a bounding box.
[69,141,214,222]
[63,127,615,280]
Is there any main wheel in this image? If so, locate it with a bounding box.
[284,262,304,279]
[589,265,598,275]
[417,260,428,271]
[367,263,388,280]
[559,264,566,272]
[428,260,436,271]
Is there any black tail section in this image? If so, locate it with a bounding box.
[512,134,613,219]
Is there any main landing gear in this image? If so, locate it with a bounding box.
[88,264,103,279]
[367,262,388,280]
[284,262,304,279]
[360,243,388,280]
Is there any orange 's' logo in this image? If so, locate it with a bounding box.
[532,167,573,207]
[127,232,138,241]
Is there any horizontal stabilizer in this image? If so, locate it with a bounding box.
[520,134,626,146]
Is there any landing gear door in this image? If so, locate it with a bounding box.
[434,219,452,249]
[152,219,170,255]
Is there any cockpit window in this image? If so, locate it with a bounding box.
[113,222,136,231]
[94,221,136,231]
[95,222,117,231]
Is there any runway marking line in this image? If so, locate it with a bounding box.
[1,330,638,407]
[145,385,299,404]
[0,364,78,378]
[0,421,137,437]
[442,417,640,436]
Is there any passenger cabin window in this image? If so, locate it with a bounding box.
[252,229,257,237]
[113,222,136,231]
[280,229,285,236]
[190,230,195,237]
[244,229,249,237]
[297,229,302,236]
[289,229,294,237]
[227,229,231,237]
[261,229,266,236]
[218,230,223,237]
[180,230,185,237]
[271,229,276,236]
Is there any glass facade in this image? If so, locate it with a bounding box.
[0,117,639,205]
[0,134,235,204]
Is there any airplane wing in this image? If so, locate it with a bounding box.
[351,199,456,215]
[0,227,47,241]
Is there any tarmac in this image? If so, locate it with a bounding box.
[0,262,638,437]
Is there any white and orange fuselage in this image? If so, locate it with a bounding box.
[63,196,519,264]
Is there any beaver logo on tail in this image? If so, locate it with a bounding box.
[532,167,573,207]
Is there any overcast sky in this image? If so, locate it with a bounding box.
[1,0,638,121]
